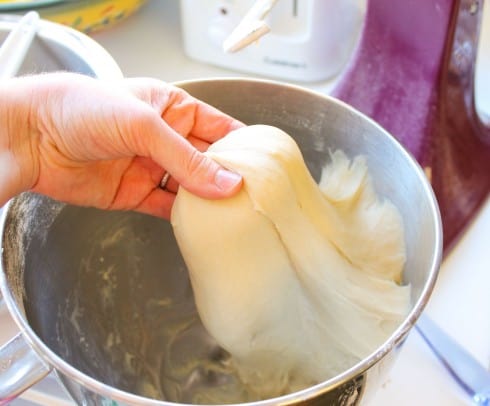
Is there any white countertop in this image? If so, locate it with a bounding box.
[4,0,490,404]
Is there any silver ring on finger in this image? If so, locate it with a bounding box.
[159,172,171,190]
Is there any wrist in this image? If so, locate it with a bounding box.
[0,76,40,205]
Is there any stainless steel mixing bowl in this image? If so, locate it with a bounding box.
[0,78,442,405]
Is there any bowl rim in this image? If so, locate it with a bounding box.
[0,13,123,78]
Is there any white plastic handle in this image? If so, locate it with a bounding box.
[0,11,40,80]
[223,0,279,53]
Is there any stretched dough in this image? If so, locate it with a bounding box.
[171,125,410,398]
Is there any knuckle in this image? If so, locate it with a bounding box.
[185,149,213,179]
[122,107,158,154]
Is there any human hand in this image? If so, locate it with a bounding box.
[0,73,243,218]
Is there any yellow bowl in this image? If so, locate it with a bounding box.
[0,0,147,33]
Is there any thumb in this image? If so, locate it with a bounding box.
[176,146,243,198]
[133,110,242,199]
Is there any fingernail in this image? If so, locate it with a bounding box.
[214,169,242,191]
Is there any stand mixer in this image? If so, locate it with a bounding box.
[191,0,490,252]
[333,0,490,252]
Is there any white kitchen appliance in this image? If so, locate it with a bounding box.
[180,0,365,82]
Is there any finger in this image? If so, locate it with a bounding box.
[106,156,165,211]
[135,188,175,219]
[162,96,244,143]
[128,108,242,199]
[163,176,179,194]
[173,145,242,199]
[123,78,244,143]
[158,137,211,194]
[160,85,245,142]
[161,137,211,193]
[187,135,210,152]
[176,98,245,142]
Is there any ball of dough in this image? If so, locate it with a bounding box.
[171,125,410,398]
